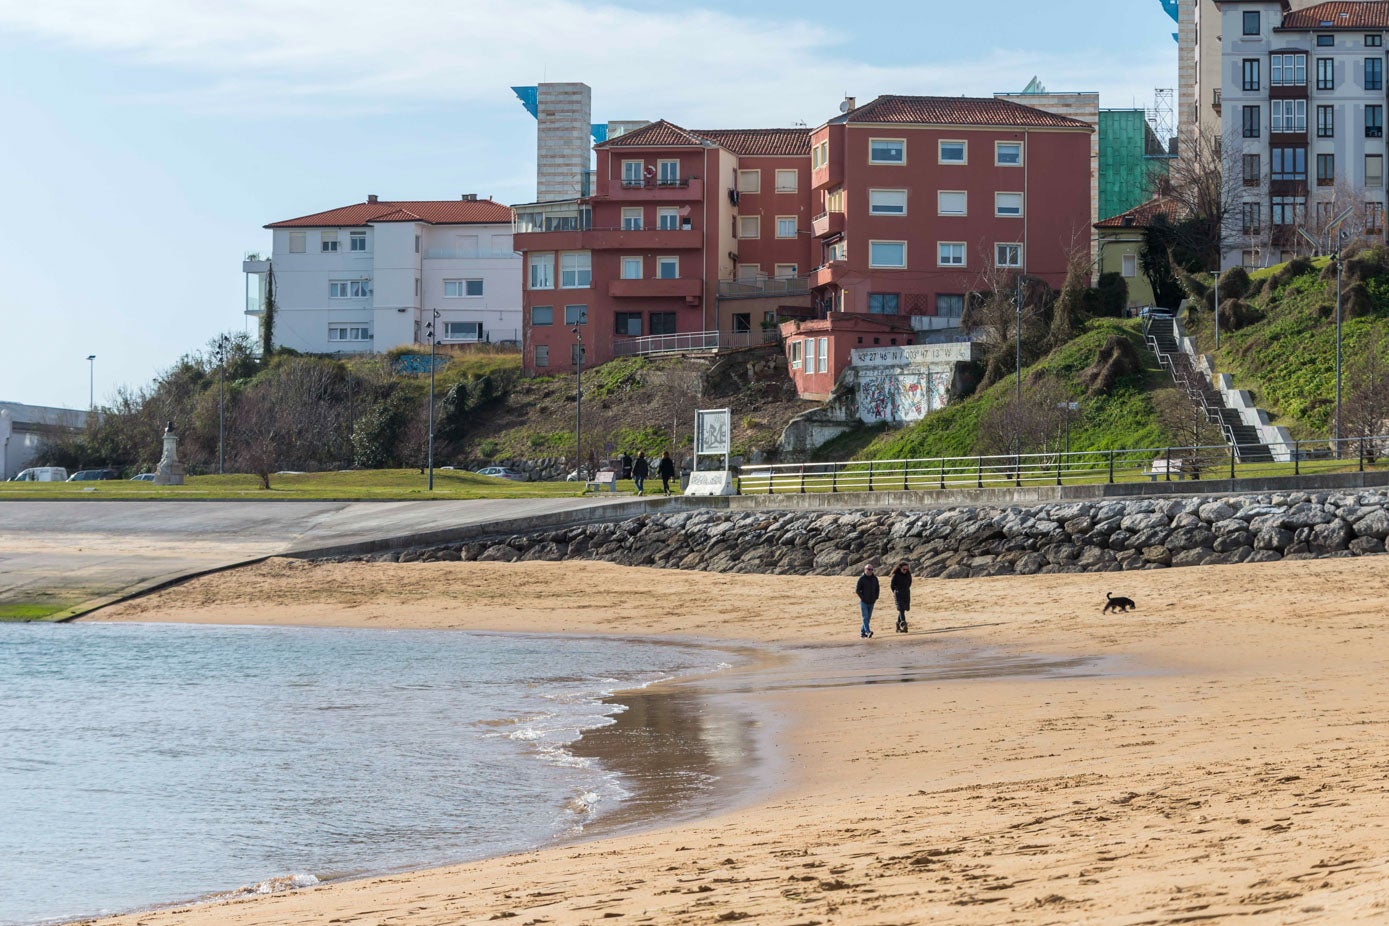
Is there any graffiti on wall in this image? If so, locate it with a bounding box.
[857,369,951,424]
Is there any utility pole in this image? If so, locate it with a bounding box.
[1334,232,1345,456]
[86,354,95,410]
[1014,275,1023,403]
[216,335,229,475]
[573,326,584,477]
[426,309,439,490]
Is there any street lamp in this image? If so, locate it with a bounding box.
[1298,215,1353,455]
[426,309,440,490]
[86,354,95,410]
[572,326,584,478]
[215,335,230,474]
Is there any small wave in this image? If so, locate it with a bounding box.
[218,872,319,900]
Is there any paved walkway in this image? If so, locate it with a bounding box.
[0,498,633,618]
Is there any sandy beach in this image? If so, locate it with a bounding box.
[80,555,1389,924]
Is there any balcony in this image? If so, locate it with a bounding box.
[424,248,518,260]
[717,276,810,299]
[514,227,702,253]
[1212,88,1221,113]
[608,277,702,299]
[602,177,704,201]
[810,210,845,238]
[808,261,849,288]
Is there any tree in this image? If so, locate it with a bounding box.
[962,254,1049,392]
[1154,390,1227,478]
[1096,272,1128,317]
[1342,328,1389,460]
[1048,235,1097,347]
[1157,127,1243,273]
[974,376,1073,458]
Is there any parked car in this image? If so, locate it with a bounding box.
[130,473,156,482]
[1138,305,1175,319]
[67,469,120,482]
[475,466,526,481]
[11,467,69,482]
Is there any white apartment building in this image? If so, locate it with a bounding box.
[244,196,520,354]
[1220,0,1389,267]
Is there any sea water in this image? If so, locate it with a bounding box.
[0,622,730,925]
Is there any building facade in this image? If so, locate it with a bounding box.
[1095,196,1182,307]
[246,196,520,354]
[1098,108,1173,220]
[1219,0,1389,267]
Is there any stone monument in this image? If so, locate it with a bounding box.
[153,420,186,486]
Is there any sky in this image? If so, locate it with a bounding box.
[0,0,1178,410]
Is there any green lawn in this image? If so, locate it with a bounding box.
[0,469,590,501]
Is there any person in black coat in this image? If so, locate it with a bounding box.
[855,563,879,638]
[657,451,676,495]
[889,562,912,633]
[632,451,650,495]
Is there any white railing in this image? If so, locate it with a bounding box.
[717,277,811,298]
[423,249,519,260]
[613,330,720,357]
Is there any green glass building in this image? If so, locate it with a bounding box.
[1099,109,1172,221]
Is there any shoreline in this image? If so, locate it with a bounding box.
[76,556,1389,924]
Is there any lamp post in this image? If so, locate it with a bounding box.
[572,326,584,478]
[215,335,229,474]
[1014,276,1023,403]
[86,354,95,410]
[1298,217,1352,455]
[426,309,439,490]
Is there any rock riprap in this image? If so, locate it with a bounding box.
[331,490,1389,577]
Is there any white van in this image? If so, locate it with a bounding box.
[11,467,69,482]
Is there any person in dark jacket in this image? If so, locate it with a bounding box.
[657,451,676,495]
[620,452,633,480]
[632,451,650,495]
[889,562,912,633]
[855,563,879,638]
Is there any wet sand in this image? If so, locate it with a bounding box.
[80,556,1389,923]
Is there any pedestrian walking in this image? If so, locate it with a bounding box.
[855,563,879,638]
[889,562,912,633]
[620,452,633,480]
[632,451,650,495]
[657,451,676,496]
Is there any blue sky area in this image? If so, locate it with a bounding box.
[0,0,1177,410]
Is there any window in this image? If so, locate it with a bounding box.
[444,321,482,341]
[1318,153,1335,185]
[995,192,1024,217]
[559,252,591,288]
[936,294,964,318]
[775,216,797,238]
[1243,10,1260,35]
[1318,105,1335,138]
[774,263,798,278]
[1243,153,1261,184]
[657,257,679,279]
[328,325,370,342]
[657,160,679,185]
[938,140,966,163]
[1271,196,1305,226]
[1243,58,1261,91]
[329,281,350,298]
[1243,105,1261,138]
[327,280,368,298]
[321,232,339,252]
[1272,147,1307,181]
[825,239,846,263]
[1242,202,1262,235]
[650,312,676,335]
[868,189,907,215]
[614,312,642,337]
[1368,154,1385,187]
[811,140,829,170]
[622,160,643,185]
[415,277,421,299]
[775,169,798,192]
[444,279,483,297]
[738,215,760,238]
[995,243,1022,267]
[414,235,420,254]
[571,344,585,365]
[824,187,845,213]
[1318,57,1335,90]
[867,293,899,314]
[870,138,906,163]
[736,263,761,283]
[937,190,966,215]
[1369,105,1384,138]
[288,232,306,253]
[349,231,367,252]
[564,304,587,325]
[1369,34,1384,47]
[869,240,906,268]
[995,141,1023,166]
[621,207,643,231]
[1368,58,1384,90]
[1367,201,1384,233]
[1317,34,1334,47]
[1121,253,1138,278]
[733,313,752,334]
[817,337,828,374]
[657,207,680,230]
[937,242,965,266]
[620,256,642,279]
[789,339,803,368]
[534,345,549,367]
[531,305,553,326]
[736,170,761,193]
[1271,99,1306,133]
[528,253,554,289]
[1270,53,1306,86]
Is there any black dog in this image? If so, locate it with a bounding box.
[1102,592,1136,614]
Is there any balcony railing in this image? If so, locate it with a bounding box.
[717,277,811,298]
[613,330,719,357]
[620,177,689,189]
[423,248,518,260]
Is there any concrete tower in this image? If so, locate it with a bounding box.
[536,83,592,202]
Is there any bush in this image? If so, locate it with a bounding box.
[1218,265,1251,300]
[1096,273,1128,317]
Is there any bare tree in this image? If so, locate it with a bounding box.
[963,249,1049,391]
[1049,232,1098,347]
[975,377,1073,458]
[1158,126,1245,271]
[1343,329,1389,460]
[1155,390,1227,478]
[228,381,281,489]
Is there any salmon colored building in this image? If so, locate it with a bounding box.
[780,314,916,400]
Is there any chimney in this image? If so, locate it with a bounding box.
[841,96,856,113]
[367,194,379,203]
[461,193,478,201]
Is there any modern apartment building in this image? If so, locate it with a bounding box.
[245,196,520,354]
[514,122,813,374]
[807,95,1093,329]
[1219,0,1389,267]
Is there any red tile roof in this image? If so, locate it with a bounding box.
[1280,1,1389,29]
[266,198,513,228]
[836,95,1093,130]
[1095,196,1181,228]
[597,120,709,148]
[695,129,810,156]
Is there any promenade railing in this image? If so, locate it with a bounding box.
[735,435,1389,495]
